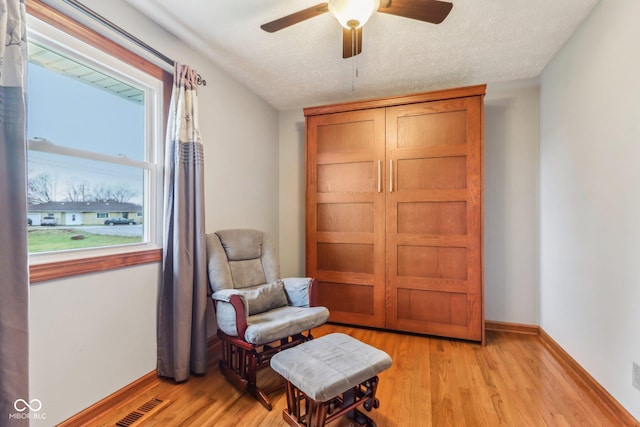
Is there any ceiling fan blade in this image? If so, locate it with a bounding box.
[378,0,453,24]
[342,27,363,58]
[261,3,329,33]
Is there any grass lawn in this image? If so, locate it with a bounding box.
[28,228,142,253]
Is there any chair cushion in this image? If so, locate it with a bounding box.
[229,258,267,288]
[282,277,312,307]
[245,306,330,345]
[235,280,288,315]
[216,229,262,260]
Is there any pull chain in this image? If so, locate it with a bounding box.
[351,26,356,91]
[355,34,359,79]
[351,26,359,91]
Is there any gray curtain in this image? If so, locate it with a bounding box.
[157,63,208,381]
[0,0,29,423]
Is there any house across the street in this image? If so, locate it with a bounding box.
[28,201,143,226]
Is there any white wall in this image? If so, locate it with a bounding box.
[540,0,640,420]
[29,264,159,425]
[484,81,540,324]
[277,80,541,324]
[278,110,307,277]
[29,1,279,425]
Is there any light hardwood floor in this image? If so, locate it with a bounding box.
[81,324,637,426]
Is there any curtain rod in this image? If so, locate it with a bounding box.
[62,0,207,86]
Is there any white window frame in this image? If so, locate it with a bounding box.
[27,16,164,265]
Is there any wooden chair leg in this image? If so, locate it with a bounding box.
[219,342,248,391]
[218,338,274,410]
[217,331,314,411]
[219,361,248,392]
[285,381,297,417]
[248,387,273,411]
[307,399,328,427]
[247,351,273,410]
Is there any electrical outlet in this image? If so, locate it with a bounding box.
[633,362,640,392]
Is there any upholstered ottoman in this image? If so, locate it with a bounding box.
[270,333,392,427]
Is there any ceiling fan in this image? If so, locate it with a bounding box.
[261,0,453,59]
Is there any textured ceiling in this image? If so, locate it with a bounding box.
[127,0,599,111]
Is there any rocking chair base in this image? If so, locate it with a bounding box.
[217,329,312,410]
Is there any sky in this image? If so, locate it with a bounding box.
[27,61,146,204]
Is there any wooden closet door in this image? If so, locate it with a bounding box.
[385,96,484,341]
[306,109,386,327]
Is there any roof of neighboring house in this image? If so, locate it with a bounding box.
[28,201,142,213]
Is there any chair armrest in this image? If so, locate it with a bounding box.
[309,278,319,307]
[212,291,248,339]
[212,289,236,303]
[282,277,320,307]
[227,294,248,339]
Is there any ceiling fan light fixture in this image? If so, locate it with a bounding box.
[328,0,381,29]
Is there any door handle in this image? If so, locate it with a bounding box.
[377,160,381,193]
[389,159,393,193]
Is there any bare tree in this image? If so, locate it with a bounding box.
[111,183,137,203]
[92,184,117,202]
[65,179,91,202]
[28,173,54,204]
[92,183,137,203]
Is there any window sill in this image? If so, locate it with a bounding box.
[29,248,162,283]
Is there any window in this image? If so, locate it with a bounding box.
[26,2,169,279]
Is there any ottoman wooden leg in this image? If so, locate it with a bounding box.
[282,376,381,427]
[282,381,328,427]
[308,399,329,427]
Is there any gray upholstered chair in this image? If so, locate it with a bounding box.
[206,229,329,410]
